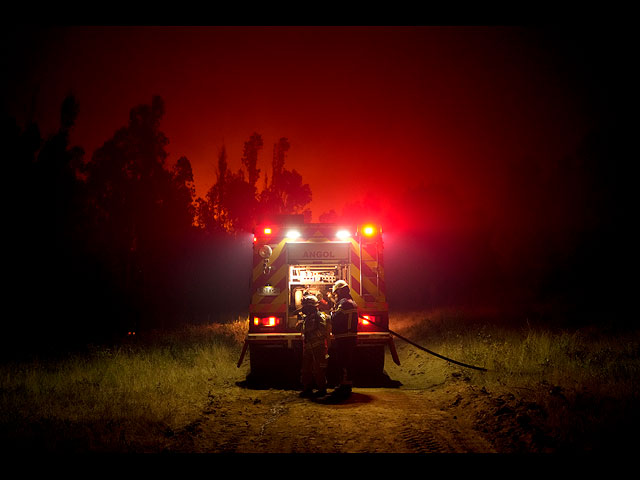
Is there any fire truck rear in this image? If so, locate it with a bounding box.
[237,217,400,384]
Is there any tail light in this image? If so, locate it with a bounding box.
[253,316,281,327]
[359,315,375,326]
[358,314,388,332]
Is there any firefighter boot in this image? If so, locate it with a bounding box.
[336,384,352,398]
[299,388,314,398]
[312,388,327,398]
[324,384,351,404]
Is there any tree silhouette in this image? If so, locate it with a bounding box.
[3,94,108,355]
[258,137,312,218]
[241,132,262,189]
[35,95,86,246]
[170,155,197,232]
[5,95,318,354]
[198,145,234,233]
[199,142,259,234]
[197,133,313,233]
[208,145,231,231]
[83,95,197,331]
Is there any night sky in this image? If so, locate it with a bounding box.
[3,25,614,225]
[1,21,630,351]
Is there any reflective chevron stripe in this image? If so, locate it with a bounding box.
[349,238,386,312]
[251,238,288,314]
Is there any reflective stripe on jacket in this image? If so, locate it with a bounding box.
[331,296,358,339]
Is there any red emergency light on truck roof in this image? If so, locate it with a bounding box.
[360,224,381,237]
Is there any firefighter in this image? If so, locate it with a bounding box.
[326,279,358,402]
[296,294,331,398]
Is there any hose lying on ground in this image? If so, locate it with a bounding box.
[368,319,488,372]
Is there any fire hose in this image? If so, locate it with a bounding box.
[289,303,487,372]
[366,318,488,372]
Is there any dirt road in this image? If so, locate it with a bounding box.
[163,373,537,454]
[195,386,494,453]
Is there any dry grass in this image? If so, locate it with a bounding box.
[1,309,638,452]
[389,308,640,451]
[0,318,249,452]
[390,308,640,393]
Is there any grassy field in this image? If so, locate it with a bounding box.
[0,321,248,452]
[1,309,638,452]
[388,308,640,451]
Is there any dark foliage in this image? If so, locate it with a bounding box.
[2,96,315,358]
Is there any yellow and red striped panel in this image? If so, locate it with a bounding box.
[349,238,387,312]
[250,238,288,313]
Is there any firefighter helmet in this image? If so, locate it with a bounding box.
[301,295,319,307]
[332,280,349,294]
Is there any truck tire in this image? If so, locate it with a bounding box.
[249,344,269,377]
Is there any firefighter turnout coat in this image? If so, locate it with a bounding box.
[331,296,358,340]
[300,310,330,349]
[298,310,330,391]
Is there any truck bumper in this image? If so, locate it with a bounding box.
[237,332,400,367]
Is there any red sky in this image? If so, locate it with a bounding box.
[4,25,601,223]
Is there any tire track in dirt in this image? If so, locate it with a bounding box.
[167,382,499,453]
[401,427,449,453]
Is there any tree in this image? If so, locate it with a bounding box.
[33,94,86,244]
[84,95,197,330]
[258,137,312,218]
[5,94,104,353]
[202,145,233,232]
[241,132,263,189]
[170,155,197,230]
[198,143,258,234]
[197,132,315,234]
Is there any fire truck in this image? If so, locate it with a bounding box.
[237,216,400,384]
